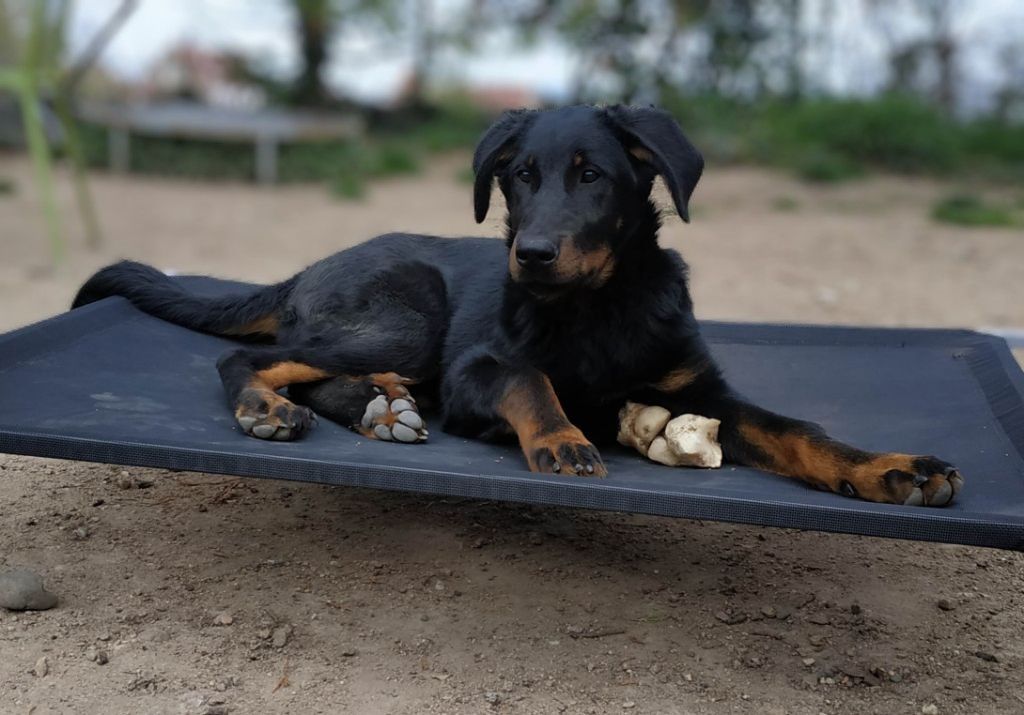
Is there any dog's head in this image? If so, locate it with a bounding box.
[473,105,703,297]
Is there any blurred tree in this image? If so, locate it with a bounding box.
[290,0,333,105]
[699,0,765,97]
[992,44,1024,122]
[868,0,961,113]
[287,0,397,107]
[405,0,435,109]
[467,0,710,104]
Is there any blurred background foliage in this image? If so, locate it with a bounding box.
[1,0,1022,223]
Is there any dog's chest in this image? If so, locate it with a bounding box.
[529,310,674,400]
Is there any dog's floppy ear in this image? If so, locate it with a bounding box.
[472,110,534,223]
[605,105,703,222]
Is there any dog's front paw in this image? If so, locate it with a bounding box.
[848,454,963,506]
[526,428,607,477]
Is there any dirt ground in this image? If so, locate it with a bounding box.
[1,153,1023,715]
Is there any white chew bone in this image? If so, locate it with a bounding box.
[617,401,722,469]
[616,402,672,453]
[657,414,723,468]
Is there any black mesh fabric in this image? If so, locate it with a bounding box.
[2,278,1022,550]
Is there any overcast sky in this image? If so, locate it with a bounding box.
[67,0,1023,110]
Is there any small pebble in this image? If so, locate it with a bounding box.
[922,705,939,715]
[484,692,501,705]
[714,610,746,625]
[937,598,956,611]
[213,612,234,626]
[85,646,109,665]
[33,656,48,678]
[271,625,291,648]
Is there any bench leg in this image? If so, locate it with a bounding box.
[255,136,278,185]
[108,127,130,173]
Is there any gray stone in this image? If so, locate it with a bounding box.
[0,569,58,611]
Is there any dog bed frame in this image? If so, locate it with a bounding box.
[2,277,1022,550]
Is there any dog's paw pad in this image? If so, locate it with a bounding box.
[360,393,427,443]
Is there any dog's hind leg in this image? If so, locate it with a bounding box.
[223,259,446,442]
[217,342,432,443]
[216,346,328,441]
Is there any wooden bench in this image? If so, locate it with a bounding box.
[79,101,363,184]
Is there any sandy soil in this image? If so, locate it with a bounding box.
[1,153,1023,715]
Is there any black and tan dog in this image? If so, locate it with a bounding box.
[73,105,963,506]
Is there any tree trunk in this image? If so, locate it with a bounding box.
[292,0,332,106]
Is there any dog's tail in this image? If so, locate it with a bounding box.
[71,260,295,340]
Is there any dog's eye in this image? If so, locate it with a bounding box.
[580,169,601,184]
[516,169,533,183]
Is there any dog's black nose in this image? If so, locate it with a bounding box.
[515,238,558,267]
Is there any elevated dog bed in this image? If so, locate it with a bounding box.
[1,277,1023,550]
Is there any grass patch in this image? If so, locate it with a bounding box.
[771,195,799,211]
[369,142,422,177]
[330,171,366,200]
[931,194,1018,227]
[0,176,15,196]
[791,147,864,183]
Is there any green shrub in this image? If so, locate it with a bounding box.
[367,142,421,177]
[663,92,1024,185]
[330,171,366,200]
[792,146,865,183]
[770,195,799,211]
[765,96,962,174]
[454,165,475,184]
[931,194,1017,227]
